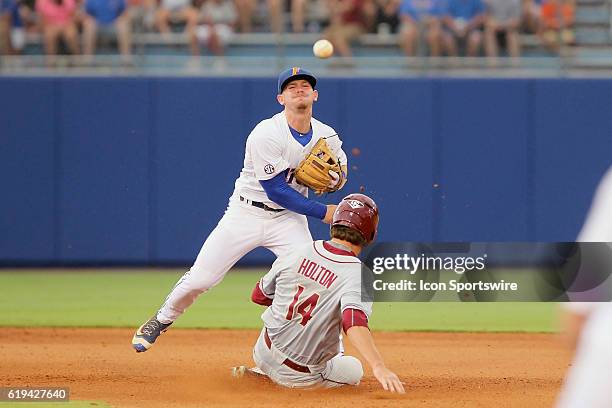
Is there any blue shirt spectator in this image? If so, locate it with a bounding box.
[399,0,445,21]
[446,0,484,20]
[85,0,125,26]
[0,0,16,14]
[11,1,23,27]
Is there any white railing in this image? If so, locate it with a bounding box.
[3,54,612,77]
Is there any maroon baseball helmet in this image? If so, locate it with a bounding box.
[331,193,379,245]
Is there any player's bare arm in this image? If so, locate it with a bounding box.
[323,204,338,224]
[346,326,405,394]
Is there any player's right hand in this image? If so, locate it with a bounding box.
[373,365,406,394]
[323,205,337,224]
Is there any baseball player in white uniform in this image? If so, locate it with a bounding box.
[241,194,405,393]
[556,166,612,408]
[132,67,348,352]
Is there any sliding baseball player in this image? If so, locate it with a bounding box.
[241,194,404,393]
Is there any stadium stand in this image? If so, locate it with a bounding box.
[0,0,611,74]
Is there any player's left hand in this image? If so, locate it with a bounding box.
[328,170,340,189]
[294,138,344,194]
[373,365,406,394]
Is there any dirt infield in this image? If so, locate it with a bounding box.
[1,328,572,407]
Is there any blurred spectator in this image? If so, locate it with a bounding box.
[12,0,34,52]
[398,0,444,57]
[443,0,485,57]
[293,0,333,33]
[324,0,376,59]
[127,0,155,31]
[0,0,15,54]
[1,0,29,54]
[294,0,326,33]
[190,0,236,55]
[154,0,198,37]
[374,0,400,35]
[82,0,132,59]
[291,0,332,33]
[267,0,281,32]
[234,0,281,32]
[291,0,306,32]
[522,0,541,33]
[233,0,254,32]
[484,0,521,59]
[35,0,80,59]
[539,0,574,51]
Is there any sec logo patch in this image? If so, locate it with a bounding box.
[264,164,275,174]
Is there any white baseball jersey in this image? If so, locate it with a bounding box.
[258,240,372,366]
[233,111,347,209]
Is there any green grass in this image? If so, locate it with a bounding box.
[0,270,559,332]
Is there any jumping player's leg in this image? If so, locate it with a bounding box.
[320,355,363,388]
[264,212,312,257]
[156,206,262,323]
[133,204,267,352]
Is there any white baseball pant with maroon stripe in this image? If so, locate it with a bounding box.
[253,328,363,388]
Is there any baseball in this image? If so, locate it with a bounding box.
[313,39,334,59]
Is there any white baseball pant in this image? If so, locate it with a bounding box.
[157,196,312,323]
[252,328,363,388]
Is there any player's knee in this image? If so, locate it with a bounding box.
[342,356,364,385]
[185,268,223,292]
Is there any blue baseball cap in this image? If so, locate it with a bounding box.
[277,67,317,94]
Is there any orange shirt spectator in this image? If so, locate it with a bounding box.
[36,0,76,26]
[541,0,574,29]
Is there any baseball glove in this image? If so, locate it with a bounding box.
[295,137,345,195]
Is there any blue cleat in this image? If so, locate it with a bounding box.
[132,317,172,353]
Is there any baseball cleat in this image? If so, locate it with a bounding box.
[132,316,172,353]
[249,366,265,375]
[231,366,247,378]
[231,365,266,379]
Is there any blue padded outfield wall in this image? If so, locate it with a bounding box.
[1,77,611,265]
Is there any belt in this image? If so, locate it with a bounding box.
[240,196,285,213]
[264,329,311,374]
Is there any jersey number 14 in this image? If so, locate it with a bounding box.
[285,285,320,326]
